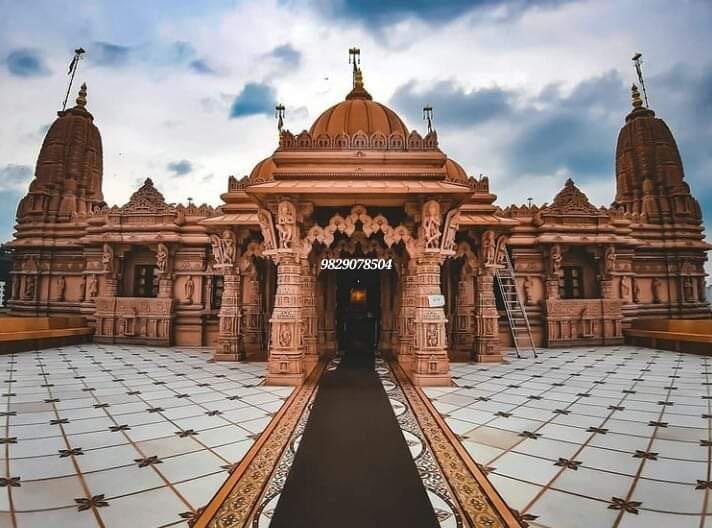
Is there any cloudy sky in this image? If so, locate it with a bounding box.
[1,0,711,259]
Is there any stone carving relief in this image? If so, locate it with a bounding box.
[276,201,296,250]
[23,275,36,299]
[102,243,114,273]
[56,275,66,302]
[482,230,496,266]
[603,246,616,277]
[79,274,86,302]
[422,200,442,249]
[156,243,169,274]
[184,275,194,305]
[210,230,237,267]
[88,274,98,299]
[258,209,278,251]
[523,276,536,306]
[632,277,641,304]
[550,244,562,276]
[620,276,631,302]
[440,208,460,252]
[304,205,416,259]
[652,277,664,304]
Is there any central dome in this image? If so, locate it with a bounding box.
[309,72,408,138]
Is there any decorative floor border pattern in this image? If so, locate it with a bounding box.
[194,363,324,528]
[375,357,464,527]
[390,360,524,528]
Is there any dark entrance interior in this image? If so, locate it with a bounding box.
[335,268,381,355]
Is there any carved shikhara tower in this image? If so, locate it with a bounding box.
[6,71,710,386]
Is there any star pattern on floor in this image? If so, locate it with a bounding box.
[424,346,712,528]
[0,344,293,527]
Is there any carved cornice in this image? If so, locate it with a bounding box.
[277,129,439,152]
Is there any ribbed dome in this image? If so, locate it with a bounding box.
[309,70,408,138]
[309,99,409,137]
[248,156,276,184]
[444,158,467,183]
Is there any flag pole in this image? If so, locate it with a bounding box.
[62,48,85,111]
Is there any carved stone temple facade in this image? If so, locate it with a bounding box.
[6,71,710,385]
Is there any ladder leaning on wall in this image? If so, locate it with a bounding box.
[495,251,537,359]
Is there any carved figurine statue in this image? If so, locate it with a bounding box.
[210,230,237,267]
[604,246,616,277]
[652,277,664,304]
[482,230,496,266]
[222,230,236,265]
[88,274,98,299]
[156,243,169,274]
[422,200,442,249]
[495,235,508,266]
[258,209,277,250]
[632,277,641,304]
[23,275,36,299]
[276,201,295,249]
[101,243,114,273]
[523,276,535,306]
[620,276,630,302]
[550,244,562,276]
[184,275,195,305]
[79,274,86,302]
[683,276,695,302]
[440,209,459,252]
[56,275,66,302]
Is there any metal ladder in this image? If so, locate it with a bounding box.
[495,251,537,359]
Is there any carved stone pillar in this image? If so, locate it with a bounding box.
[411,254,451,386]
[214,270,242,361]
[397,264,416,371]
[301,259,319,371]
[320,271,337,355]
[545,278,560,300]
[241,268,263,360]
[379,270,394,358]
[473,269,502,362]
[101,274,118,297]
[267,255,305,385]
[452,268,475,361]
[157,274,173,298]
[600,278,616,300]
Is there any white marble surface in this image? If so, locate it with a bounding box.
[425,346,712,528]
[0,344,291,528]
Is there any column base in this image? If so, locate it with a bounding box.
[265,372,306,386]
[473,353,504,363]
[213,352,244,362]
[410,371,452,386]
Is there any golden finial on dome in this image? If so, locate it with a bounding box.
[631,83,643,109]
[354,68,364,90]
[75,82,87,108]
[349,47,361,88]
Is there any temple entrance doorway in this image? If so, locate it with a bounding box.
[334,267,381,357]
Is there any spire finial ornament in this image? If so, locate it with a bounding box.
[275,103,285,133]
[632,52,649,107]
[631,83,643,109]
[75,82,87,108]
[423,105,433,134]
[348,47,361,88]
[61,47,85,111]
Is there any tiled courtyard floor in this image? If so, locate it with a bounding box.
[4,343,712,528]
[425,346,712,528]
[0,344,292,528]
